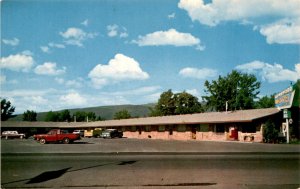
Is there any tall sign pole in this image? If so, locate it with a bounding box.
[286,118,289,144]
[283,109,291,143]
[275,86,295,144]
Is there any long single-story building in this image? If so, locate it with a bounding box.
[1,108,281,142]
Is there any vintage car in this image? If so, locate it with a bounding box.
[72,130,84,137]
[1,131,26,139]
[34,129,81,144]
[100,129,123,139]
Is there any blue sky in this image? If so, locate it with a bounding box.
[1,0,300,113]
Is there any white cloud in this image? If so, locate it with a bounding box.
[48,42,65,48]
[2,38,19,46]
[168,13,176,19]
[178,0,300,44]
[132,28,204,50]
[110,86,161,96]
[59,92,87,106]
[81,19,89,26]
[259,19,300,44]
[21,50,34,56]
[236,61,300,83]
[0,75,6,84]
[0,53,34,72]
[107,24,118,37]
[55,77,65,84]
[179,67,218,79]
[178,0,300,26]
[107,24,128,38]
[59,27,97,47]
[88,53,149,89]
[34,62,66,76]
[56,77,84,88]
[40,46,51,53]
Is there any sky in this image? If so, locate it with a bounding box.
[1,0,300,114]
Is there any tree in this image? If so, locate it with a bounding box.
[150,90,203,116]
[73,111,87,122]
[174,92,203,114]
[86,112,96,121]
[23,110,37,121]
[255,95,275,109]
[114,109,131,120]
[151,89,176,116]
[59,110,71,122]
[263,119,279,143]
[1,98,15,121]
[203,70,260,111]
[45,111,60,122]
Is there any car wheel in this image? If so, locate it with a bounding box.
[20,135,24,139]
[63,138,70,144]
[39,138,46,144]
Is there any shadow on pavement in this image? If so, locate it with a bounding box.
[2,160,138,186]
[26,167,71,184]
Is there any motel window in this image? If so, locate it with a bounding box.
[131,126,136,132]
[200,124,209,132]
[241,124,256,133]
[145,126,151,132]
[169,126,173,135]
[216,125,225,133]
[177,125,186,132]
[158,125,165,132]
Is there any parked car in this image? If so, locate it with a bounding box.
[72,130,84,137]
[93,129,103,138]
[34,129,81,144]
[100,129,123,139]
[1,131,26,139]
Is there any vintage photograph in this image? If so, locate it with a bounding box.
[1,0,299,188]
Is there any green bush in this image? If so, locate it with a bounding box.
[263,119,279,143]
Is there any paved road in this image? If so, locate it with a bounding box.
[1,138,299,188]
[1,153,299,189]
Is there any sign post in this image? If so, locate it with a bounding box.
[275,86,295,144]
[283,109,291,143]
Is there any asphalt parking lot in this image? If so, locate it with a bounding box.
[1,137,300,154]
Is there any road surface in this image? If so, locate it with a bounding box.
[1,153,299,189]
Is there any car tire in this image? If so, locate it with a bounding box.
[63,138,70,144]
[39,138,46,144]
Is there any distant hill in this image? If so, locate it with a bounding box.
[8,103,156,121]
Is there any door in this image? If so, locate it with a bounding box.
[230,128,238,140]
[191,126,196,139]
[47,130,57,142]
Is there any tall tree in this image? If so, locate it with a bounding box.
[255,95,275,109]
[152,89,176,116]
[73,111,87,122]
[23,110,37,121]
[59,109,71,122]
[114,109,131,120]
[150,90,203,116]
[86,112,97,121]
[1,98,15,121]
[203,70,260,111]
[174,92,203,114]
[45,111,60,122]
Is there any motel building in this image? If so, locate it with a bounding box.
[0,108,284,142]
[1,83,299,143]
